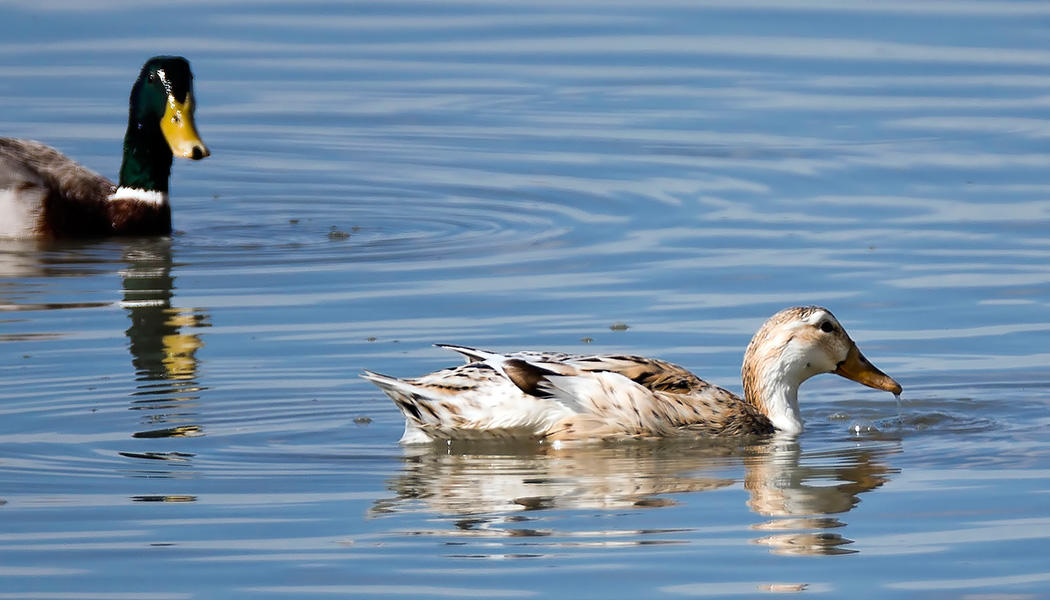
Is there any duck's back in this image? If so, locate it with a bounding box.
[503,352,777,438]
[0,138,119,238]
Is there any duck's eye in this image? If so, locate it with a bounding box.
[820,321,836,333]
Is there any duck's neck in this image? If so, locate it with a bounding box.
[115,116,173,200]
[742,350,805,434]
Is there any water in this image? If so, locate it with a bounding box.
[2,1,1050,597]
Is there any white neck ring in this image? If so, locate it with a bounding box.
[108,187,168,206]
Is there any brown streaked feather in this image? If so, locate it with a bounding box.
[547,414,628,441]
[596,356,707,394]
[502,358,556,398]
[520,353,710,395]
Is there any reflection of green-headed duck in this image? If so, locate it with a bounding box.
[0,56,209,238]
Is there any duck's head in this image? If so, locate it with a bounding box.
[129,56,209,161]
[742,306,901,434]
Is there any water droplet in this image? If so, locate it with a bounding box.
[849,420,879,434]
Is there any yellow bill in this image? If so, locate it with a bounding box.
[161,92,210,160]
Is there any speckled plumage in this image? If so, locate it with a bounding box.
[363,306,903,444]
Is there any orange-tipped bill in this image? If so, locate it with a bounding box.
[833,344,902,395]
[161,92,210,160]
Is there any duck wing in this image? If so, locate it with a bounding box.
[494,353,774,438]
[0,138,114,237]
[546,354,708,393]
[0,138,113,202]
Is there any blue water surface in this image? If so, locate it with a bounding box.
[2,1,1050,598]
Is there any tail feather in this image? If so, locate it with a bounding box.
[361,359,585,443]
[360,370,405,393]
[434,344,497,363]
[361,370,436,426]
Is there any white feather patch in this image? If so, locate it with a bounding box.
[108,187,168,205]
[0,188,43,238]
[785,308,829,330]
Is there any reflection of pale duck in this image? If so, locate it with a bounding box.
[0,56,209,239]
[372,436,897,548]
[745,439,897,517]
[364,306,902,443]
[373,442,741,516]
[744,438,899,556]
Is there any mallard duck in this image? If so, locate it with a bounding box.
[363,306,902,443]
[0,56,209,238]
